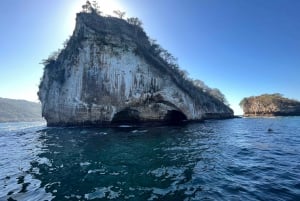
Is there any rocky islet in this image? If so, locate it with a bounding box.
[38,9,233,126]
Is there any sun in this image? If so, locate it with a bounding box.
[71,0,124,16]
[64,0,124,38]
[66,0,124,22]
[97,0,124,15]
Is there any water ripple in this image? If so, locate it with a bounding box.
[1,118,300,200]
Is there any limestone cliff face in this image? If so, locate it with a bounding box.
[240,94,300,117]
[39,12,233,126]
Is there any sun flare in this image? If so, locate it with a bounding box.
[97,0,124,15]
[71,0,124,16]
[64,0,123,40]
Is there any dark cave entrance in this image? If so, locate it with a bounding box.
[111,109,140,124]
[164,110,187,124]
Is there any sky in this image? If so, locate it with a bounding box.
[0,0,299,115]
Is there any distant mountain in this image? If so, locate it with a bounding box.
[0,97,43,122]
[239,94,300,116]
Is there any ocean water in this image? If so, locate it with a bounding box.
[1,117,300,201]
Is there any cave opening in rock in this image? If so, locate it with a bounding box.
[111,109,140,124]
[164,110,187,123]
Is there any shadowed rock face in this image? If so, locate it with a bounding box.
[240,94,300,117]
[38,12,233,126]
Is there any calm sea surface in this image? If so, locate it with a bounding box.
[1,117,300,201]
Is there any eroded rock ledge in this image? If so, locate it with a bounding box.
[38,12,233,126]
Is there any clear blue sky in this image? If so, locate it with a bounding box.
[1,0,299,115]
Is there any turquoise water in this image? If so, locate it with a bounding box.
[1,117,300,200]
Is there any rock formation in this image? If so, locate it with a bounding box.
[240,94,300,116]
[38,11,233,126]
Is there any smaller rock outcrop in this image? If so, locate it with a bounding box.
[240,94,300,116]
